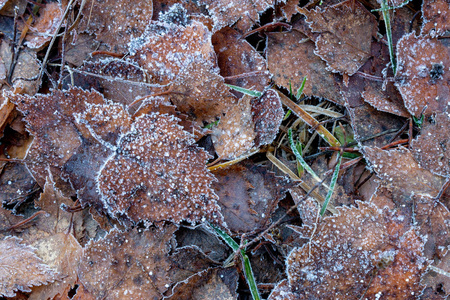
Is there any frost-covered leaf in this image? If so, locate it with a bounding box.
[78,225,176,300]
[362,81,410,118]
[0,41,40,95]
[212,89,283,159]
[341,41,406,146]
[252,89,284,147]
[77,0,153,53]
[63,58,162,108]
[421,0,450,36]
[9,87,222,226]
[298,1,377,75]
[7,88,105,187]
[95,108,223,225]
[411,112,450,177]
[362,146,446,199]
[413,195,450,259]
[212,26,270,96]
[0,236,59,298]
[199,0,272,32]
[212,161,295,234]
[129,21,237,123]
[22,2,63,50]
[28,233,82,300]
[165,267,238,300]
[212,95,256,159]
[266,30,343,104]
[395,33,450,117]
[129,21,215,85]
[280,201,428,299]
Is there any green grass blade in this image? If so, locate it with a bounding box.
[209,224,260,300]
[225,84,262,97]
[240,248,261,300]
[320,153,342,216]
[209,223,239,251]
[296,77,307,100]
[288,129,328,187]
[380,0,396,74]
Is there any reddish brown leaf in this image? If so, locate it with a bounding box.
[212,89,283,159]
[212,26,270,95]
[413,195,450,259]
[298,1,377,75]
[78,225,177,300]
[212,161,295,234]
[165,267,238,300]
[28,233,82,300]
[362,146,446,199]
[129,21,237,123]
[94,108,222,225]
[212,95,256,159]
[23,2,63,50]
[64,58,162,108]
[199,0,272,33]
[129,21,215,85]
[266,30,343,104]
[0,41,40,95]
[395,33,450,117]
[77,0,153,53]
[0,236,59,298]
[280,201,427,299]
[422,0,450,36]
[411,112,450,177]
[421,250,450,298]
[362,81,410,118]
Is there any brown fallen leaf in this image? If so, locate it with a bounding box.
[212,26,270,96]
[212,161,295,234]
[212,89,283,159]
[395,33,450,117]
[28,233,82,300]
[0,236,59,298]
[165,267,238,300]
[7,87,105,187]
[77,0,154,53]
[298,0,377,75]
[78,225,176,300]
[22,2,63,50]
[266,30,343,104]
[271,201,428,299]
[199,0,272,33]
[421,0,450,37]
[411,111,450,177]
[362,146,446,200]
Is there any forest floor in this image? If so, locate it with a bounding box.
[0,0,449,299]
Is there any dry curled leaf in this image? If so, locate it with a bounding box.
[395,33,450,117]
[298,1,377,75]
[0,236,59,298]
[78,0,154,53]
[78,225,176,300]
[273,201,428,299]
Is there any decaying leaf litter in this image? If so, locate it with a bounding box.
[0,0,449,299]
